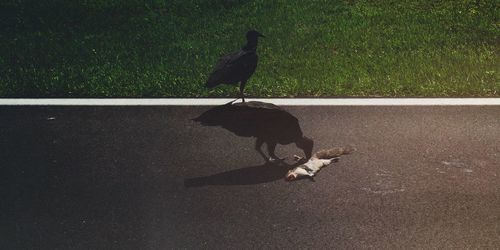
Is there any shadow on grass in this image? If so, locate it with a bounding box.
[184,161,301,187]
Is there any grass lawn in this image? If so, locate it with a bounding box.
[0,0,498,97]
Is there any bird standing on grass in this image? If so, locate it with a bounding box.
[205,30,265,102]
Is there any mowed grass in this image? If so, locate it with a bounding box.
[0,0,498,97]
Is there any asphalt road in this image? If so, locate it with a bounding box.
[1,105,499,249]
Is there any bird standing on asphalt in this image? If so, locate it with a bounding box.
[205,30,265,102]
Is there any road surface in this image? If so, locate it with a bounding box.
[1,105,499,249]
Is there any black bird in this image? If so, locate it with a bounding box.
[205,30,265,102]
[193,101,314,163]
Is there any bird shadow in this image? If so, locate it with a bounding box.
[184,161,302,188]
[192,101,311,161]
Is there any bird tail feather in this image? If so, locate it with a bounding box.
[205,81,218,88]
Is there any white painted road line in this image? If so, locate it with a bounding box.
[0,98,500,106]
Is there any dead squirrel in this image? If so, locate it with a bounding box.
[286,146,353,181]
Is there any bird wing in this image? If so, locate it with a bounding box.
[206,50,257,87]
[214,50,246,71]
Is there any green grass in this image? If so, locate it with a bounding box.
[0,0,498,97]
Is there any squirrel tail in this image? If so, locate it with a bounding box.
[313,145,355,159]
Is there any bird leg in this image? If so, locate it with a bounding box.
[239,80,247,102]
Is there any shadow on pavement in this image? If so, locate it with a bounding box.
[184,162,301,187]
[192,101,313,163]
